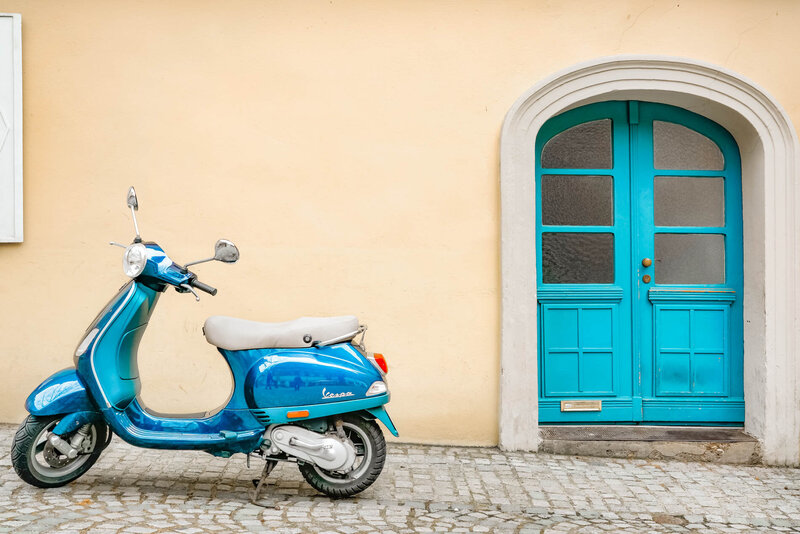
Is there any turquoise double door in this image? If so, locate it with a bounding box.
[536,101,744,424]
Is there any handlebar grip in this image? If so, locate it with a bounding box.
[190,279,217,296]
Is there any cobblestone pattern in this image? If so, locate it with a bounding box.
[1,424,799,532]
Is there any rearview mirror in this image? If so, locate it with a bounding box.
[214,239,239,263]
[127,186,139,211]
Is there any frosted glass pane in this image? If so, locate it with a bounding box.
[542,120,612,169]
[654,177,724,227]
[541,232,614,284]
[542,175,613,226]
[655,234,725,284]
[653,121,724,170]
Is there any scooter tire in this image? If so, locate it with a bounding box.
[11,414,108,488]
[298,414,386,498]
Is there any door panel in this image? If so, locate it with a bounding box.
[634,102,743,423]
[536,101,635,423]
[536,101,744,424]
[541,304,617,396]
[654,305,728,396]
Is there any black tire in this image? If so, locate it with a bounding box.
[298,414,386,498]
[11,414,108,488]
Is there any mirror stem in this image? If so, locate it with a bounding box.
[130,206,142,242]
[184,257,214,268]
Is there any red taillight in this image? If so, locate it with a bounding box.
[373,353,388,374]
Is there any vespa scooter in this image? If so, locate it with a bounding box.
[12,187,397,499]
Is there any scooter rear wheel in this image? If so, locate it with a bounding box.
[11,414,109,488]
[298,414,386,498]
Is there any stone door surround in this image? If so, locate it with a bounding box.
[500,56,800,465]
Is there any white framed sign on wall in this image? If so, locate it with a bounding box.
[0,14,21,242]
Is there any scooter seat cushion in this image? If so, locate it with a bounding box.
[203,315,360,350]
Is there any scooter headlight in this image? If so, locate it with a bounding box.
[123,243,147,278]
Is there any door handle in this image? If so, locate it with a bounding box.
[641,258,652,267]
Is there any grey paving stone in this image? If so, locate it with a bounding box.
[0,423,799,532]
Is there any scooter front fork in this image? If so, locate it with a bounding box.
[47,424,92,459]
[52,410,102,436]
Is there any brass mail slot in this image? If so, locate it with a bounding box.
[561,400,602,412]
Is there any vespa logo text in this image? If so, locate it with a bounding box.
[322,388,354,399]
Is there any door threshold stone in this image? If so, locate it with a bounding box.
[539,425,761,464]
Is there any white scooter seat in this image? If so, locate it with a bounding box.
[203,315,360,350]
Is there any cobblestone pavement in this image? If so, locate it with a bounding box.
[1,424,800,533]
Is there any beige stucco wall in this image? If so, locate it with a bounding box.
[0,0,798,446]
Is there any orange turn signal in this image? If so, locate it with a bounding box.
[287,410,310,419]
[373,353,388,374]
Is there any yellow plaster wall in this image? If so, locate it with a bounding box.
[0,0,798,445]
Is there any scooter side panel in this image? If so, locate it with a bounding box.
[25,367,96,415]
[242,344,383,409]
[217,348,263,411]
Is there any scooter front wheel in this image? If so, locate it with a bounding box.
[298,414,386,498]
[11,414,108,488]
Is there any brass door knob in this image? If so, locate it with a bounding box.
[642,258,652,267]
[643,274,652,283]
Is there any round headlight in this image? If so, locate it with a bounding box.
[123,243,147,278]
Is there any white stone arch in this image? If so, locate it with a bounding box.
[499,56,800,465]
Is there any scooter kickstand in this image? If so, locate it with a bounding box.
[250,460,278,505]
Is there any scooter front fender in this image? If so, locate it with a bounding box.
[25,368,97,416]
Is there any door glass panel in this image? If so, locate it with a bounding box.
[654,177,724,227]
[655,233,725,284]
[542,175,613,226]
[542,232,614,284]
[653,121,724,170]
[541,119,612,169]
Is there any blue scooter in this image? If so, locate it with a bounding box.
[12,187,397,499]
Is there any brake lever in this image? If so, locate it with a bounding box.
[109,242,127,248]
[180,284,200,301]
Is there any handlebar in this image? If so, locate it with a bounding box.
[190,278,217,296]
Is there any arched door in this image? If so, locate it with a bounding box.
[536,101,743,424]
